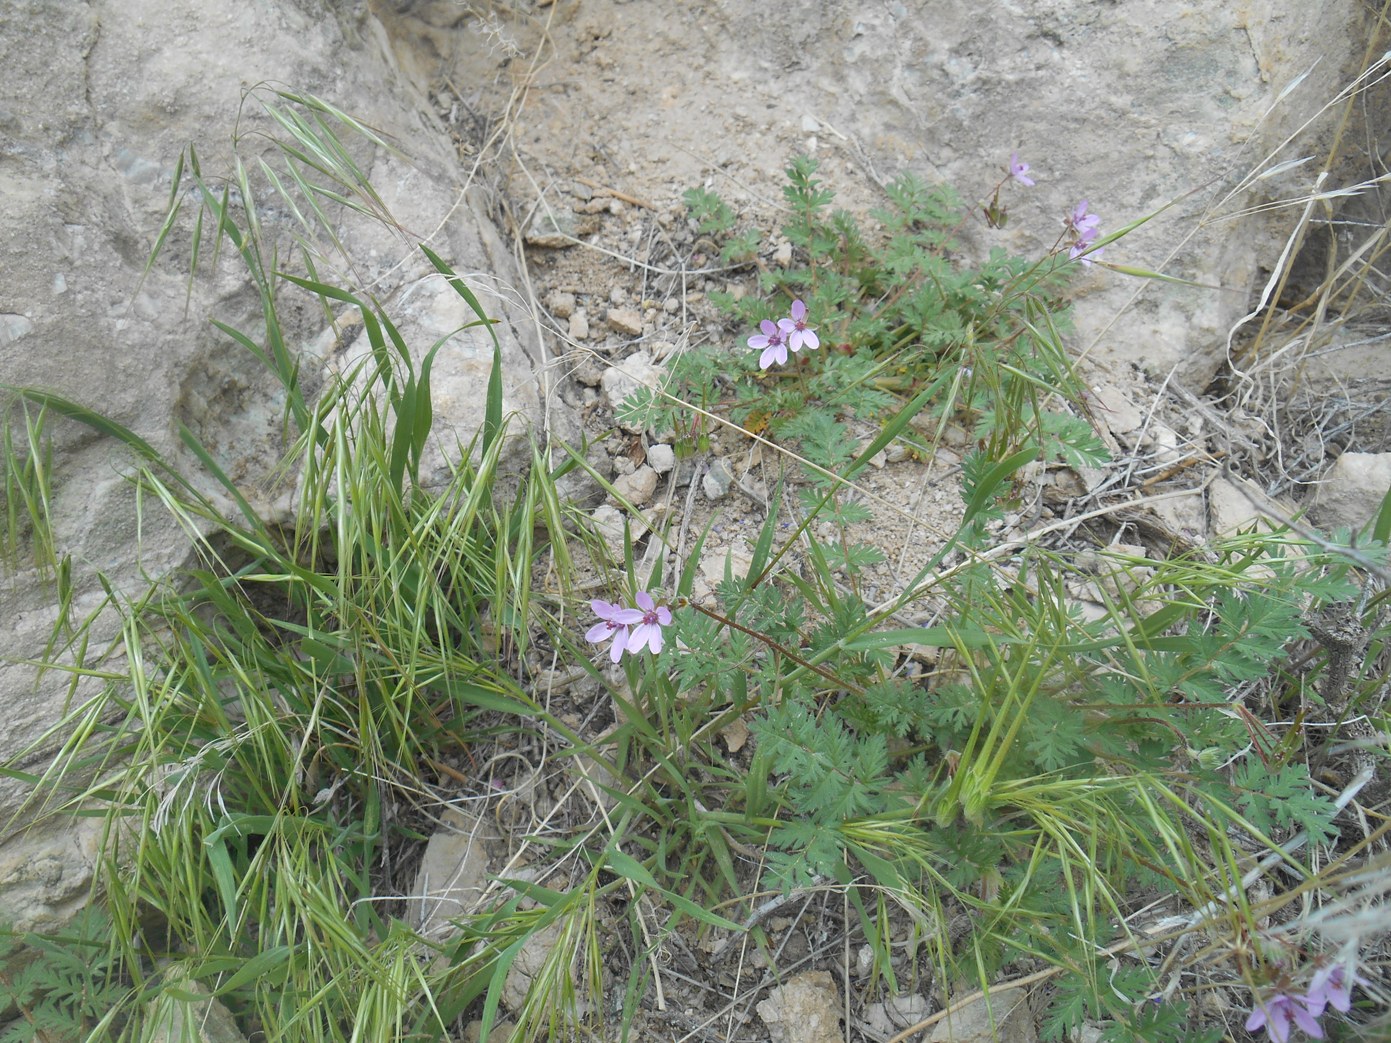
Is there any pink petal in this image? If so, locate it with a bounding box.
[790,299,806,321]
[748,334,769,349]
[777,316,796,334]
[614,607,644,624]
[759,319,778,336]
[610,629,628,662]
[590,598,619,618]
[656,606,672,625]
[801,328,820,350]
[1290,1003,1323,1038]
[585,622,613,643]
[635,591,654,612]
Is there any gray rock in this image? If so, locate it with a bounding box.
[569,308,591,341]
[928,986,1033,1043]
[1310,452,1391,532]
[756,970,844,1043]
[524,205,585,247]
[1208,475,1294,535]
[861,994,932,1039]
[147,970,249,1043]
[703,457,735,500]
[646,443,676,474]
[546,290,577,319]
[613,465,659,507]
[606,307,644,336]
[0,0,550,913]
[411,807,499,943]
[0,820,101,935]
[501,920,569,1013]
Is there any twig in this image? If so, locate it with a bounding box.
[572,175,656,210]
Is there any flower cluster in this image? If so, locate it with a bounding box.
[1065,199,1103,264]
[1246,960,1369,1042]
[585,591,673,662]
[748,298,819,369]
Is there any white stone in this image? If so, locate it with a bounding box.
[756,970,843,1043]
[928,986,1033,1043]
[569,308,590,341]
[612,465,658,507]
[606,307,644,336]
[1310,452,1391,532]
[646,443,676,474]
[411,807,499,942]
[1208,475,1294,535]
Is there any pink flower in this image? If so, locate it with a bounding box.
[1304,961,1368,1017]
[1008,152,1035,187]
[1245,993,1324,1043]
[777,298,820,352]
[1065,200,1103,264]
[625,591,673,655]
[1066,199,1100,235]
[586,598,642,663]
[748,319,789,369]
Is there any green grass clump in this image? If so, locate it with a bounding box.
[0,91,590,1042]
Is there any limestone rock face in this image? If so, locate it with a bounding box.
[763,1,1367,385]
[0,0,543,920]
[400,0,1369,389]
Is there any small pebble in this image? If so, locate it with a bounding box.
[547,290,576,319]
[613,465,658,507]
[569,309,590,341]
[606,308,644,336]
[703,458,734,501]
[647,443,676,474]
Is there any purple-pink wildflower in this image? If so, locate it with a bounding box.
[1065,199,1103,264]
[1008,152,1035,187]
[626,591,673,656]
[748,318,789,369]
[1245,993,1324,1043]
[777,298,820,352]
[1304,961,1368,1017]
[585,598,643,664]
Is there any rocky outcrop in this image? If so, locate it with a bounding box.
[0,0,544,929]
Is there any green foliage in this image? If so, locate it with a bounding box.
[0,400,57,576]
[1042,966,1222,1043]
[671,477,1382,998]
[1229,760,1340,845]
[655,155,1100,523]
[0,908,128,1041]
[682,185,735,236]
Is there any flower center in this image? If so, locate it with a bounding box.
[641,609,660,625]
